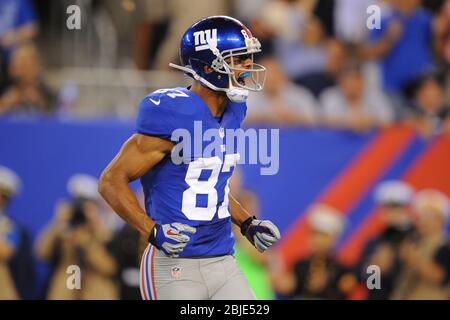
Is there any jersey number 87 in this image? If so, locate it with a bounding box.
[182,154,239,221]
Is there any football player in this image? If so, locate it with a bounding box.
[99,15,281,300]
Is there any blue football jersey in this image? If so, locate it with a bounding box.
[136,87,247,257]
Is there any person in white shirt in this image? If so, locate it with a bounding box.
[320,64,394,132]
[246,57,319,126]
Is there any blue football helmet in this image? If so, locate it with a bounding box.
[169,15,266,103]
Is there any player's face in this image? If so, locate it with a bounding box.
[227,55,252,88]
[414,209,445,236]
[311,230,336,254]
[381,204,411,227]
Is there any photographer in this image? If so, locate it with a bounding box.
[271,204,357,300]
[357,180,415,300]
[391,189,450,300]
[0,44,55,116]
[35,174,118,300]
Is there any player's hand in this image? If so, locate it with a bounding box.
[148,222,196,257]
[240,217,281,253]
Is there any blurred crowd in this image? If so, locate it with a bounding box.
[0,0,449,137]
[0,167,147,300]
[268,183,450,300]
[229,171,450,300]
[1,164,449,300]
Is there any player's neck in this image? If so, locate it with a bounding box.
[190,82,227,117]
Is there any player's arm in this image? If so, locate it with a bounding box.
[98,133,173,237]
[99,133,196,258]
[229,194,281,253]
[229,193,253,227]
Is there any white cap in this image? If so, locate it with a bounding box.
[67,174,99,200]
[0,166,22,196]
[308,204,346,236]
[412,189,450,222]
[374,180,414,206]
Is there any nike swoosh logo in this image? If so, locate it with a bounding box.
[149,98,161,105]
[167,229,178,236]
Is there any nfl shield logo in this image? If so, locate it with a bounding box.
[171,266,181,279]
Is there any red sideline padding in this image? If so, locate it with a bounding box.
[279,126,415,270]
[336,134,450,268]
[404,134,450,195]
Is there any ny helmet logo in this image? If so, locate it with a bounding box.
[194,29,217,51]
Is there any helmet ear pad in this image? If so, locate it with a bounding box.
[189,58,229,89]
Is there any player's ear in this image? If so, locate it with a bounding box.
[203,65,214,74]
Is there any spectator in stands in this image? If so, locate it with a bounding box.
[334,0,380,44]
[271,204,356,299]
[391,189,450,300]
[230,169,275,300]
[261,0,341,97]
[435,1,450,119]
[320,64,394,132]
[132,0,170,70]
[245,57,319,126]
[312,0,336,37]
[281,15,330,96]
[0,166,22,300]
[151,0,229,70]
[0,0,38,91]
[0,44,55,116]
[108,191,144,300]
[35,174,118,300]
[403,74,450,137]
[433,0,450,65]
[0,165,34,300]
[109,224,143,300]
[357,180,415,300]
[361,0,440,112]
[231,0,275,56]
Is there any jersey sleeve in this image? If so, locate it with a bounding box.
[135,94,176,139]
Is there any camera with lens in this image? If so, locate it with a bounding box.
[69,197,88,228]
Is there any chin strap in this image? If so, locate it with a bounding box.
[169,63,249,103]
[225,86,249,103]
